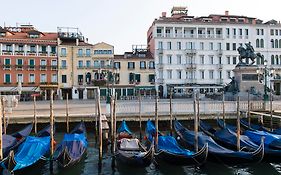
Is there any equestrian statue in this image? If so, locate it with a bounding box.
[237,42,263,66]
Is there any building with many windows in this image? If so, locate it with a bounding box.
[147,7,281,97]
[0,25,58,100]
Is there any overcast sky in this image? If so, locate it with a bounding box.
[1,0,280,54]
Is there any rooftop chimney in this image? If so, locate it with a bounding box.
[162,12,167,18]
[225,11,229,16]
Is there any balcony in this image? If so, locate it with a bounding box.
[185,63,196,70]
[49,52,57,57]
[28,65,35,71]
[207,34,215,39]
[51,65,58,70]
[217,64,223,69]
[40,65,47,71]
[27,51,37,56]
[15,51,25,55]
[157,48,163,55]
[217,49,223,56]
[165,33,173,38]
[184,34,195,38]
[186,79,197,84]
[16,65,23,70]
[175,33,183,38]
[3,64,11,70]
[156,63,164,69]
[216,34,223,39]
[156,33,164,37]
[77,66,85,69]
[198,34,206,38]
[2,50,13,55]
[38,51,48,56]
[185,49,197,55]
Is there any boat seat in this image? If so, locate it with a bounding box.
[119,138,140,151]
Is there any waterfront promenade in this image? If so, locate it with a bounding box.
[5,98,280,124]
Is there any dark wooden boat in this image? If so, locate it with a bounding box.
[240,118,281,135]
[3,124,33,158]
[1,124,52,173]
[54,122,87,168]
[217,119,281,163]
[116,120,154,167]
[174,120,264,165]
[146,120,208,166]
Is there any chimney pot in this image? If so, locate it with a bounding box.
[225,11,229,16]
[162,12,167,18]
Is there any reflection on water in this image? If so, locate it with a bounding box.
[7,132,281,175]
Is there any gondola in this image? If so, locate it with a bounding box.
[116,120,154,167]
[1,124,53,173]
[54,122,87,168]
[146,120,208,166]
[240,118,281,135]
[217,119,281,162]
[3,124,33,158]
[174,119,264,165]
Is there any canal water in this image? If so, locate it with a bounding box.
[6,122,281,175]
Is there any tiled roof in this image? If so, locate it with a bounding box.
[60,41,93,46]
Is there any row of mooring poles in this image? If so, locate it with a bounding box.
[1,97,6,135]
[0,96,3,160]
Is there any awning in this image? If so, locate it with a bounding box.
[0,86,40,92]
[135,86,155,90]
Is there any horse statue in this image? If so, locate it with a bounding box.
[237,42,263,66]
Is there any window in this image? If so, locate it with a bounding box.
[177,55,181,64]
[227,71,231,79]
[233,57,237,64]
[233,28,236,36]
[93,50,113,55]
[217,43,222,50]
[226,43,230,50]
[219,71,222,79]
[200,55,204,64]
[256,29,260,35]
[167,70,172,79]
[245,29,249,36]
[271,39,275,48]
[16,59,23,65]
[200,42,204,50]
[271,55,275,65]
[232,43,236,51]
[62,75,67,83]
[78,49,83,57]
[86,60,91,68]
[140,61,146,69]
[4,58,10,65]
[61,48,67,56]
[261,29,264,35]
[4,74,11,83]
[52,74,57,83]
[275,39,279,48]
[209,70,214,79]
[40,59,46,66]
[78,75,83,84]
[167,55,172,64]
[149,61,155,69]
[209,56,214,64]
[114,62,121,69]
[51,46,56,53]
[40,74,46,83]
[61,60,67,68]
[261,39,264,48]
[239,28,243,36]
[276,55,279,65]
[18,45,24,52]
[148,74,155,82]
[177,42,181,50]
[128,62,135,69]
[135,74,141,83]
[29,74,35,83]
[200,71,205,79]
[29,59,35,70]
[226,28,230,36]
[17,74,23,83]
[276,30,279,35]
[167,42,172,50]
[51,60,57,66]
[209,42,214,50]
[159,55,163,64]
[158,41,163,49]
[219,57,222,64]
[41,46,47,53]
[94,61,99,68]
[227,56,231,64]
[270,29,274,35]
[86,49,91,57]
[256,39,260,48]
[187,42,195,49]
[177,70,182,79]
[30,45,36,53]
[78,60,83,68]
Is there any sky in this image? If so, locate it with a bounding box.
[1,0,281,54]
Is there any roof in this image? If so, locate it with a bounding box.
[93,42,113,48]
[114,52,153,60]
[59,40,93,46]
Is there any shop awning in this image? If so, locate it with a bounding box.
[0,86,40,92]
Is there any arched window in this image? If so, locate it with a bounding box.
[271,55,275,65]
[276,55,279,65]
[256,39,260,48]
[256,57,261,65]
[260,39,264,48]
[279,39,281,48]
[271,39,274,48]
[261,55,265,65]
[275,39,279,48]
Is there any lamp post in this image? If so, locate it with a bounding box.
[257,60,275,109]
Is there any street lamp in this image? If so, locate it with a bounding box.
[256,60,275,108]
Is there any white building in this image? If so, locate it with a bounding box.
[147,7,281,97]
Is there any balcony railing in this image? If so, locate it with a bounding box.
[185,49,197,55]
[16,65,23,70]
[40,65,47,70]
[217,49,223,56]
[185,63,197,69]
[184,34,195,38]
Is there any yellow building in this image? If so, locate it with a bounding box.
[112,46,155,99]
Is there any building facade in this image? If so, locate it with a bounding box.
[147,7,281,97]
[0,25,58,100]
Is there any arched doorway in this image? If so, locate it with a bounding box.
[86,72,91,84]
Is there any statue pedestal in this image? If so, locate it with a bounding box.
[233,65,263,94]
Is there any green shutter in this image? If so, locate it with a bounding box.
[136,74,141,82]
[5,74,10,83]
[127,88,134,95]
[129,73,134,82]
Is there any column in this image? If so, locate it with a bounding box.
[47,45,51,57]
[12,44,15,55]
[24,44,27,56]
[83,88,87,100]
[36,45,39,56]
[44,90,47,100]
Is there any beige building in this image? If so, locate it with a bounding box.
[112,46,155,98]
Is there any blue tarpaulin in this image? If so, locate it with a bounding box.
[118,120,132,134]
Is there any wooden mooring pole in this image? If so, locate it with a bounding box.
[1,97,6,134]
[95,90,98,143]
[66,93,69,133]
[33,95,37,134]
[97,88,103,167]
[138,92,142,140]
[50,90,54,172]
[270,90,273,131]
[0,97,3,160]
[111,93,117,170]
[248,91,251,127]
[110,96,114,154]
[169,88,173,136]
[236,96,241,151]
[194,92,198,152]
[155,91,159,150]
[222,93,225,128]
